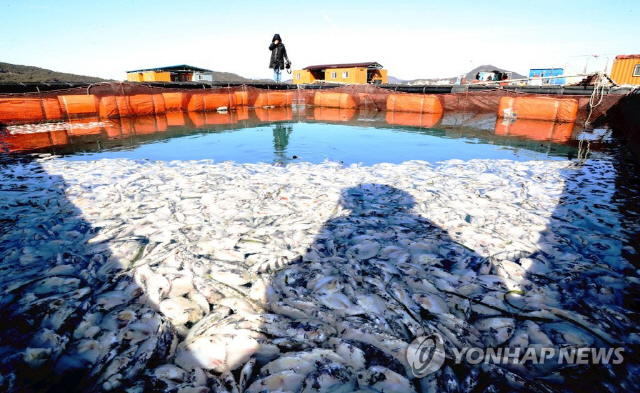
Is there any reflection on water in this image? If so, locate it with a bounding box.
[495,118,576,142]
[273,123,293,163]
[0,108,605,164]
[386,111,442,128]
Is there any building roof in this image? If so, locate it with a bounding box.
[615,54,640,60]
[303,62,383,71]
[126,64,213,73]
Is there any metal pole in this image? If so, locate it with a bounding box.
[583,57,591,74]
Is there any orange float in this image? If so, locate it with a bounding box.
[162,92,189,111]
[0,97,64,123]
[497,96,578,123]
[98,96,120,119]
[58,95,99,118]
[187,92,235,112]
[254,91,294,107]
[235,91,249,106]
[386,94,443,114]
[1,98,49,123]
[313,92,356,109]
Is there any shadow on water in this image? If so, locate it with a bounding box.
[501,145,640,390]
[265,177,640,391]
[257,183,489,391]
[169,183,493,392]
[0,147,174,391]
[175,179,640,391]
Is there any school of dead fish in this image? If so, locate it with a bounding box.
[0,155,638,392]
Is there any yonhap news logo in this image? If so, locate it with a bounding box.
[407,333,446,378]
[407,332,625,377]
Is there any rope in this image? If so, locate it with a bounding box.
[576,72,607,164]
[583,72,607,127]
[576,138,592,164]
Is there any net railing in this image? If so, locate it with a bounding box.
[0,82,620,126]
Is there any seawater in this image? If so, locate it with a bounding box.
[1,109,599,165]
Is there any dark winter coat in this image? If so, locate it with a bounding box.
[269,34,288,70]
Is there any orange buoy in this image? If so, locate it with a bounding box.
[386,94,443,114]
[313,92,356,109]
[254,91,294,107]
[58,95,99,118]
[497,96,578,123]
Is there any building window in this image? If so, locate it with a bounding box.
[634,64,640,77]
[331,72,337,79]
[296,73,301,80]
[342,71,349,78]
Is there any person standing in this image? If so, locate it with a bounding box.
[269,34,289,83]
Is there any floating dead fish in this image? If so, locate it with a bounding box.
[0,154,637,392]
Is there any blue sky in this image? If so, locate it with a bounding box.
[1,0,637,81]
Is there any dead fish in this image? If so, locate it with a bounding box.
[300,362,356,393]
[357,366,417,393]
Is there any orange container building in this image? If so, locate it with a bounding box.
[293,62,388,85]
[610,54,640,85]
[126,65,213,82]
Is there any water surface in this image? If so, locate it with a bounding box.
[1,108,606,165]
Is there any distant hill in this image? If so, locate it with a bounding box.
[0,62,109,83]
[0,62,273,84]
[388,76,407,84]
[212,71,272,83]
